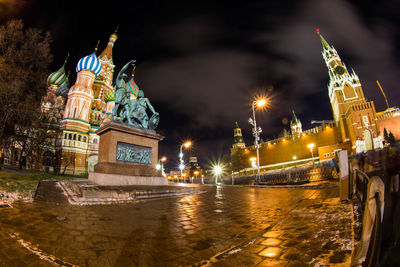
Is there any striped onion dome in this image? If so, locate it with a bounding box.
[104,88,115,102]
[126,78,139,98]
[55,81,69,97]
[47,64,67,86]
[76,52,102,77]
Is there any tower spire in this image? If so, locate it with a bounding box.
[64,53,70,66]
[316,28,330,50]
[94,40,100,53]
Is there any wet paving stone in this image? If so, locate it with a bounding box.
[0,182,353,266]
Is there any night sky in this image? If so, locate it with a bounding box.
[1,0,400,171]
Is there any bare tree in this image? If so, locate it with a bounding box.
[61,152,76,175]
[0,19,53,169]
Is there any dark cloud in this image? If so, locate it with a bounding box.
[139,50,262,128]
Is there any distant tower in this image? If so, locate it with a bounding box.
[317,29,382,152]
[232,122,246,148]
[290,110,302,138]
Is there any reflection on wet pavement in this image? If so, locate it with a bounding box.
[0,183,353,266]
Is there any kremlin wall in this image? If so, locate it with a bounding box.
[231,30,399,175]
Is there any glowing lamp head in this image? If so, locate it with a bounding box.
[155,164,161,170]
[194,171,199,175]
[161,156,167,162]
[256,98,267,107]
[179,163,185,171]
[183,141,192,148]
[213,165,222,176]
[307,143,315,150]
[250,157,256,162]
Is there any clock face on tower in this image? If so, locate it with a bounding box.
[334,65,346,75]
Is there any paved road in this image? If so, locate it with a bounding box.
[0,182,353,266]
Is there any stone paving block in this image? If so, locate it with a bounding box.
[258,247,283,258]
[262,230,283,238]
[257,258,288,266]
[261,238,283,246]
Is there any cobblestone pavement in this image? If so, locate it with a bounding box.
[0,182,353,266]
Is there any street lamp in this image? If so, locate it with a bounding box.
[212,164,223,184]
[249,97,267,184]
[307,143,315,166]
[193,170,199,184]
[160,156,167,176]
[179,141,191,182]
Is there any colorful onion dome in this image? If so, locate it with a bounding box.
[104,88,115,102]
[126,78,139,98]
[47,64,67,86]
[76,52,102,77]
[55,81,69,97]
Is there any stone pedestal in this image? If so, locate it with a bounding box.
[88,122,167,186]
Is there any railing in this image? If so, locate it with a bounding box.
[350,145,400,266]
[364,192,382,267]
[258,164,334,185]
[351,174,384,267]
[353,169,370,209]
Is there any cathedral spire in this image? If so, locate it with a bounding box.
[100,31,118,62]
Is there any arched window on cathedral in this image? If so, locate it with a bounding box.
[83,136,87,142]
[64,133,67,139]
[78,135,81,142]
[93,138,98,144]
[73,134,76,140]
[73,107,77,118]
[68,133,72,140]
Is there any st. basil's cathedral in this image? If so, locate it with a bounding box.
[40,31,139,174]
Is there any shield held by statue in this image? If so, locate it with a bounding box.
[149,113,160,130]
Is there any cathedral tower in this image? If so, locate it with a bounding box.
[59,48,102,173]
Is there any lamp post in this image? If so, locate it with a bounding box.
[307,143,315,167]
[212,164,223,185]
[249,98,267,184]
[160,156,167,176]
[179,141,191,183]
[193,170,199,184]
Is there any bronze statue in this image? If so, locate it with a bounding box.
[111,60,159,130]
[112,60,136,124]
[127,90,159,130]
